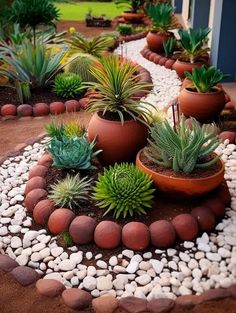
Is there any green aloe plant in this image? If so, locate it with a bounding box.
[146,116,220,174]
[146,3,174,33]
[163,37,176,57]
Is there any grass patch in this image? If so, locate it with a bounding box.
[56,1,123,20]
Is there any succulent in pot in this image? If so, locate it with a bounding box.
[173,27,211,78]
[146,3,175,53]
[115,0,145,23]
[179,65,229,122]
[136,116,224,198]
[87,54,154,165]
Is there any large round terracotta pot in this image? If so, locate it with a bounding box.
[179,87,226,122]
[121,12,145,23]
[172,59,205,79]
[88,113,148,165]
[146,31,170,53]
[136,150,224,198]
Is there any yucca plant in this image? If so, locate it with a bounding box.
[178,27,210,63]
[87,54,153,124]
[93,163,155,219]
[146,116,220,174]
[163,37,176,57]
[47,136,101,170]
[146,3,174,33]
[49,174,91,209]
[53,73,85,99]
[185,65,229,93]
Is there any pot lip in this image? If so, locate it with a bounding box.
[136,149,225,182]
[182,86,224,96]
[93,111,143,125]
[175,59,205,65]
[122,11,145,16]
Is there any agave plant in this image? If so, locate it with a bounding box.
[47,136,101,170]
[146,3,174,33]
[146,116,220,174]
[49,174,91,209]
[53,73,85,98]
[93,163,155,219]
[163,37,176,57]
[87,54,153,123]
[185,65,229,93]
[178,27,210,63]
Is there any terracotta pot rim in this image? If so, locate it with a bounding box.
[136,149,224,182]
[175,59,204,66]
[94,112,143,125]
[122,11,145,16]
[182,86,224,96]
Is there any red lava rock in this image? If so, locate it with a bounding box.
[33,103,50,116]
[78,97,90,109]
[191,206,216,232]
[11,266,40,286]
[69,216,97,244]
[159,57,168,66]
[229,284,236,298]
[28,165,48,179]
[165,59,175,69]
[25,176,46,195]
[94,221,121,249]
[154,55,162,64]
[65,100,80,112]
[119,296,147,313]
[175,295,202,308]
[202,196,225,218]
[219,131,236,144]
[36,279,65,297]
[122,222,150,251]
[62,288,92,310]
[17,104,33,117]
[1,104,17,116]
[37,154,53,168]
[24,188,47,212]
[149,220,176,248]
[147,298,175,313]
[224,93,231,103]
[172,214,199,241]
[225,101,235,110]
[215,182,231,205]
[33,199,55,226]
[92,296,119,313]
[47,208,75,235]
[50,101,65,115]
[149,53,157,62]
[200,288,231,302]
[146,51,152,59]
[0,255,18,272]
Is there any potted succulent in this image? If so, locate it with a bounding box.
[136,116,224,198]
[173,27,210,79]
[115,0,145,23]
[87,54,153,165]
[145,3,175,53]
[179,65,228,122]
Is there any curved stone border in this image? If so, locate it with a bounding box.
[141,46,176,70]
[119,31,148,43]
[0,254,236,312]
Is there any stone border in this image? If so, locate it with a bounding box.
[0,254,236,312]
[140,46,176,70]
[119,31,148,43]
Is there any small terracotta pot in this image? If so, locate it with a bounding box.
[136,150,225,198]
[121,12,145,23]
[179,87,226,122]
[88,113,148,165]
[172,59,205,79]
[146,32,170,53]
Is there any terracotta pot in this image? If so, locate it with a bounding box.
[88,113,148,165]
[121,11,145,23]
[146,32,170,53]
[136,150,225,198]
[172,59,205,79]
[179,87,226,122]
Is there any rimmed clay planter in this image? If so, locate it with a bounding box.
[146,31,171,53]
[88,112,148,165]
[172,59,205,79]
[136,150,225,198]
[179,87,226,122]
[121,11,145,23]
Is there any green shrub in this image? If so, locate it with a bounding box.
[93,163,155,219]
[53,73,85,98]
[117,24,133,36]
[49,173,91,209]
[45,121,85,140]
[146,116,220,174]
[47,136,101,170]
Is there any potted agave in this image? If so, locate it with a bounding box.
[146,3,175,53]
[115,0,145,23]
[179,65,228,122]
[87,54,153,165]
[173,27,210,79]
[136,116,224,198]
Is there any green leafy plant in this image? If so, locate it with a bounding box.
[178,27,210,63]
[117,24,133,36]
[87,54,153,123]
[64,122,86,139]
[49,173,91,209]
[163,37,176,57]
[185,65,229,93]
[53,73,85,98]
[146,116,220,174]
[45,121,85,140]
[93,163,155,218]
[146,3,174,33]
[115,0,143,13]
[47,136,101,170]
